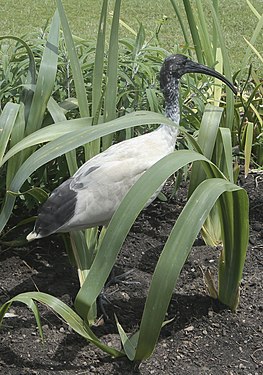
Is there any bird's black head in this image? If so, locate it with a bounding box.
[160,54,189,87]
[160,54,237,94]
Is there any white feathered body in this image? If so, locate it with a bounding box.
[27,124,178,240]
[60,125,177,230]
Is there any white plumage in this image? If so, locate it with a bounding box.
[64,125,177,228]
[27,54,236,241]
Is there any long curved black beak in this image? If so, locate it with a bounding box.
[184,60,237,95]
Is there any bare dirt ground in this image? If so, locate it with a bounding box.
[0,172,262,375]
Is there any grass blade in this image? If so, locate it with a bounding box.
[5,104,26,188]
[47,97,79,175]
[246,0,261,19]
[244,122,254,177]
[92,0,108,118]
[169,0,192,57]
[213,48,223,105]
[115,315,136,360]
[218,190,249,310]
[88,0,108,162]
[56,0,89,118]
[182,0,203,63]
[103,0,121,150]
[25,10,60,135]
[104,0,121,122]
[189,104,223,194]
[0,103,20,164]
[195,0,214,66]
[217,127,234,182]
[1,118,91,168]
[212,0,219,59]
[244,37,263,63]
[209,4,235,130]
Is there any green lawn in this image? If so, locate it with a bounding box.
[0,0,262,72]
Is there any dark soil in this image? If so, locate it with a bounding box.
[0,173,262,375]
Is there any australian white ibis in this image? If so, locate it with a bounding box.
[27,54,236,241]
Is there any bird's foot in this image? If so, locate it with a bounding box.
[98,269,141,320]
[105,268,141,288]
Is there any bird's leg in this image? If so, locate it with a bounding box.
[105,268,141,287]
[97,269,140,320]
[97,287,123,321]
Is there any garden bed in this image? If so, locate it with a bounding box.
[0,172,262,375]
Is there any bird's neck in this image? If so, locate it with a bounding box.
[159,78,180,144]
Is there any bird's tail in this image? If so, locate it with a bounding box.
[26,177,77,242]
[26,230,39,242]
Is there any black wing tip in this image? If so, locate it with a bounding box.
[30,178,78,239]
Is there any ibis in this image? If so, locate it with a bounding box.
[27,54,236,241]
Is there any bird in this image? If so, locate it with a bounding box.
[27,54,237,241]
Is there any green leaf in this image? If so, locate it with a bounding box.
[169,0,192,57]
[102,0,121,150]
[244,37,263,64]
[22,297,44,340]
[209,4,235,130]
[7,187,48,204]
[25,10,60,135]
[189,104,223,195]
[87,0,108,162]
[115,315,136,360]
[195,0,214,66]
[1,118,92,168]
[0,103,20,165]
[56,0,89,118]
[218,189,249,310]
[244,122,254,177]
[92,0,108,118]
[47,97,79,175]
[132,23,146,60]
[5,104,26,189]
[217,127,234,182]
[182,0,203,63]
